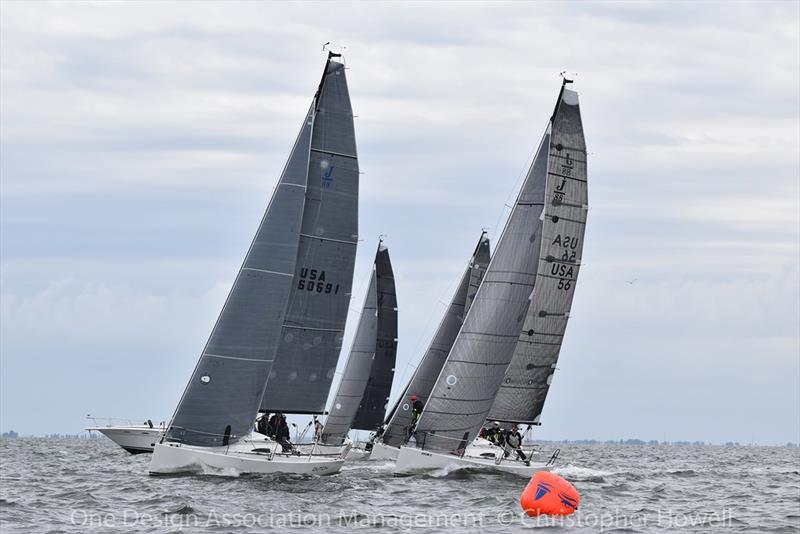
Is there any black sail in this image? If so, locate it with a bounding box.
[351,244,398,431]
[321,243,396,444]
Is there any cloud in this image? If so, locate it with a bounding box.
[1,2,798,442]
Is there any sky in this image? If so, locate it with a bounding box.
[1,1,798,445]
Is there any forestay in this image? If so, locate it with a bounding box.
[489,85,587,425]
[381,232,490,448]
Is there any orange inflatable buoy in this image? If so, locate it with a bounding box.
[520,471,580,517]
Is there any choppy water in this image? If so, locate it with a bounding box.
[1,438,798,533]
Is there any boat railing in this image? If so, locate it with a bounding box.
[165,426,347,461]
[413,430,555,466]
[86,415,165,429]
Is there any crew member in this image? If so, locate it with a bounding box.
[503,425,529,465]
[484,421,505,447]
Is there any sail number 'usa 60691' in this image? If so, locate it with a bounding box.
[297,267,340,294]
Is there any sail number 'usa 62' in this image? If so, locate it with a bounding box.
[297,267,340,294]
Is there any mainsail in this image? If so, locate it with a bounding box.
[381,232,490,448]
[351,244,398,431]
[489,83,587,425]
[410,85,584,454]
[260,55,360,415]
[322,244,395,445]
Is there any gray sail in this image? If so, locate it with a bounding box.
[411,120,556,456]
[381,232,490,448]
[351,244,398,431]
[164,103,314,447]
[260,56,359,414]
[321,257,379,445]
[489,85,587,425]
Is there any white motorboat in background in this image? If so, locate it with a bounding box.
[86,416,163,454]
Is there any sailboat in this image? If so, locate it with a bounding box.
[150,52,360,476]
[394,79,588,477]
[371,231,490,461]
[310,241,397,458]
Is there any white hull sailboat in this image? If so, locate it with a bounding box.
[150,442,344,476]
[369,440,400,461]
[394,80,587,477]
[150,51,361,477]
[394,444,552,478]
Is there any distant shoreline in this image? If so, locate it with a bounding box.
[1,433,797,448]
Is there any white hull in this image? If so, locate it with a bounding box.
[296,441,369,460]
[370,440,400,461]
[394,445,551,478]
[149,442,344,476]
[88,426,162,454]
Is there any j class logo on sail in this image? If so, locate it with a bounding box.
[297,268,340,295]
[552,152,574,204]
[320,160,335,189]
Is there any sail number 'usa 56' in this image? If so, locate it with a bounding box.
[297,267,340,294]
[551,235,579,291]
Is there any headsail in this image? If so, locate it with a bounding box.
[489,82,587,425]
[381,232,490,448]
[260,55,360,414]
[351,243,397,431]
[411,131,549,453]
[164,106,314,447]
[321,243,395,444]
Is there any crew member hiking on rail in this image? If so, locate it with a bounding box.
[408,395,425,438]
[503,425,530,466]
